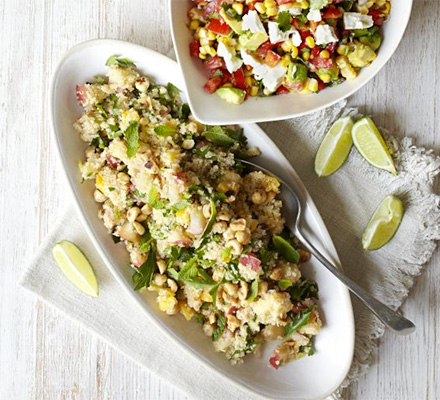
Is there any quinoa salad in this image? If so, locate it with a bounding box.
[74,56,321,368]
[188,0,390,104]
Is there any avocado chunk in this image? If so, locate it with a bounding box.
[317,64,340,80]
[358,33,382,51]
[219,8,243,34]
[216,87,246,105]
[310,0,329,10]
[238,31,268,51]
[286,63,308,83]
[348,43,376,68]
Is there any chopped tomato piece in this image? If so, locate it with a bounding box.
[232,68,247,90]
[265,50,281,67]
[317,78,326,91]
[309,20,319,33]
[207,18,232,35]
[369,9,384,26]
[326,42,338,54]
[189,40,200,58]
[204,55,225,70]
[310,55,333,69]
[276,85,290,94]
[298,30,313,49]
[203,0,225,19]
[203,76,222,94]
[221,69,232,83]
[285,81,305,92]
[293,18,309,33]
[322,5,342,19]
[256,40,280,58]
[276,0,293,4]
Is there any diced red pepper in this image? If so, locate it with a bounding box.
[207,18,232,35]
[203,76,223,94]
[322,5,342,19]
[232,68,247,90]
[369,9,384,26]
[189,40,200,58]
[255,40,280,58]
[203,55,225,70]
[317,78,326,91]
[264,50,281,67]
[276,85,290,94]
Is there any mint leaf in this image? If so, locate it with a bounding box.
[203,126,236,147]
[148,185,165,209]
[273,235,300,264]
[167,82,181,94]
[178,257,198,281]
[212,314,226,342]
[200,199,217,240]
[171,199,190,211]
[278,279,293,289]
[133,245,156,290]
[105,55,136,68]
[289,278,319,301]
[124,121,139,158]
[247,279,259,302]
[154,125,176,137]
[277,11,292,32]
[284,308,314,337]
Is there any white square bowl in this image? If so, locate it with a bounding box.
[169,0,413,125]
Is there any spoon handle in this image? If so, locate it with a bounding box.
[295,229,416,335]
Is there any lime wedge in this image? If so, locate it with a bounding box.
[351,117,397,175]
[362,195,404,250]
[315,116,354,177]
[52,240,99,297]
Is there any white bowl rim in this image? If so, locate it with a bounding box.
[49,38,355,400]
[169,0,414,125]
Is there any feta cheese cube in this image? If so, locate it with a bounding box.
[343,12,374,29]
[268,21,302,47]
[290,30,302,47]
[307,9,322,22]
[314,24,338,45]
[242,10,267,34]
[288,6,303,16]
[217,41,243,73]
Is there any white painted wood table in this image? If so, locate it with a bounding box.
[1,0,438,399]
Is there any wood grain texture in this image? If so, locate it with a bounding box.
[0,0,438,399]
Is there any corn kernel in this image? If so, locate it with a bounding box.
[264,0,277,7]
[199,38,210,46]
[255,2,267,14]
[232,2,244,14]
[300,0,309,8]
[320,73,331,83]
[266,7,278,16]
[198,53,206,59]
[179,302,195,321]
[189,20,199,30]
[281,56,291,68]
[307,78,318,92]
[208,46,216,56]
[201,291,213,302]
[250,86,259,96]
[207,30,217,40]
[291,46,299,58]
[320,50,330,59]
[337,45,347,55]
[245,76,253,86]
[302,51,310,61]
[305,36,315,48]
[95,174,104,191]
[198,28,207,38]
[281,40,293,52]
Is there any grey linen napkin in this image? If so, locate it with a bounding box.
[19,101,440,399]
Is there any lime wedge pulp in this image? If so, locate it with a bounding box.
[362,195,404,250]
[52,240,99,297]
[351,117,397,175]
[315,116,354,177]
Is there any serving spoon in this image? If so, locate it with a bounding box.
[241,159,416,335]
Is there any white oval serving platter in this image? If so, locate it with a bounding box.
[50,39,354,400]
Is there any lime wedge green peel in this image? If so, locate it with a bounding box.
[362,195,404,250]
[52,240,99,297]
[315,116,354,177]
[351,117,397,175]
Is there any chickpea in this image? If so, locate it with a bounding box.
[93,189,107,203]
[251,189,267,205]
[127,206,141,223]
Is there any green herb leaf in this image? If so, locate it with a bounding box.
[203,126,236,147]
[247,279,259,302]
[94,75,106,84]
[278,279,293,289]
[277,11,292,32]
[178,257,198,281]
[124,121,139,158]
[284,308,313,337]
[212,314,226,342]
[96,104,108,118]
[209,274,225,308]
[105,55,137,68]
[147,185,165,209]
[273,235,300,264]
[167,82,181,94]
[289,277,319,301]
[171,199,190,211]
[154,125,176,137]
[133,245,156,290]
[193,313,206,324]
[178,103,191,121]
[139,231,153,254]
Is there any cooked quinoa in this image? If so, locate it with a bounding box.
[74,56,321,368]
